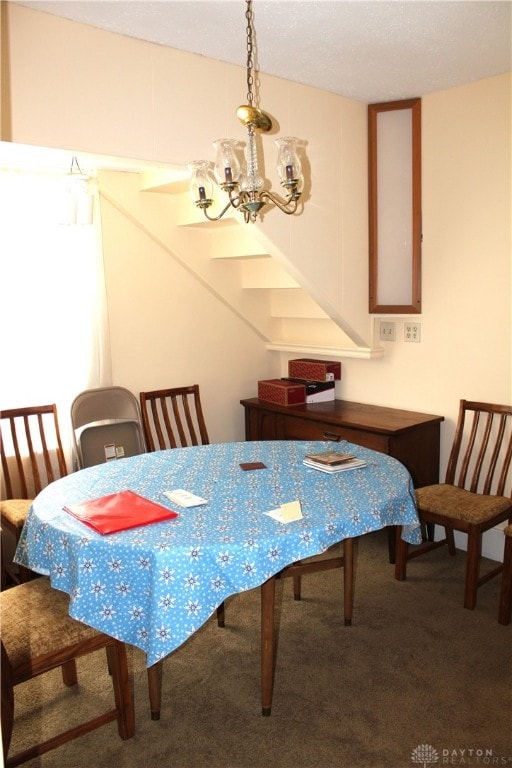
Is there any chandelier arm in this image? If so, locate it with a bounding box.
[226,187,247,208]
[200,199,238,222]
[200,187,254,220]
[258,190,301,215]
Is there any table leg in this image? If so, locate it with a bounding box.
[343,538,354,626]
[261,576,276,716]
[147,660,163,721]
[394,525,407,580]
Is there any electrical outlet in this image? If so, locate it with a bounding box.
[379,321,396,341]
[404,322,421,342]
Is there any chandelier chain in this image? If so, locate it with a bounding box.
[245,0,254,106]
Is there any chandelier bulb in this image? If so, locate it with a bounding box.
[275,137,302,185]
[188,160,214,207]
[213,139,241,187]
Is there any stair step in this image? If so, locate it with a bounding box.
[270,289,329,319]
[207,226,269,259]
[139,168,189,194]
[272,318,355,347]
[241,260,299,289]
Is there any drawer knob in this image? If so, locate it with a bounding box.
[323,432,341,442]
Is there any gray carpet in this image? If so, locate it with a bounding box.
[7,530,512,768]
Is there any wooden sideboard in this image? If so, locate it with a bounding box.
[240,398,444,488]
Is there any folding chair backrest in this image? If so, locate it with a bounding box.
[446,399,512,497]
[71,387,146,469]
[0,404,67,499]
[139,385,210,451]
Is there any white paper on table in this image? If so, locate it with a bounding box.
[163,489,208,507]
[264,499,303,523]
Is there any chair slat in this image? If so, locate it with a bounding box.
[180,394,199,446]
[11,417,30,498]
[37,412,57,486]
[481,413,506,495]
[170,396,188,447]
[24,414,44,495]
[149,398,166,450]
[469,410,493,494]
[497,435,512,497]
[455,409,479,489]
[0,430,12,497]
[161,396,178,449]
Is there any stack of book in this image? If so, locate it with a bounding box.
[303,450,367,473]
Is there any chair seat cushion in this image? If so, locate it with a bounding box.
[0,499,32,528]
[416,484,512,524]
[1,577,101,671]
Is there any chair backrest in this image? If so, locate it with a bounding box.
[445,400,512,497]
[139,385,210,451]
[71,386,146,469]
[0,405,68,499]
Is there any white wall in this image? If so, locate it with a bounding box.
[3,4,511,557]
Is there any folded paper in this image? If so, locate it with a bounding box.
[164,489,208,507]
[265,499,303,524]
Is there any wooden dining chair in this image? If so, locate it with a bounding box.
[498,523,512,625]
[139,384,223,720]
[395,400,512,609]
[139,384,209,451]
[1,577,135,767]
[0,404,68,585]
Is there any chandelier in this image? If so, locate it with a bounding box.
[188,0,303,224]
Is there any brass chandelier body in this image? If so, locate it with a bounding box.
[189,0,303,223]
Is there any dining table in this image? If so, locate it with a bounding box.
[15,439,420,715]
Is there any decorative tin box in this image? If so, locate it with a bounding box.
[257,379,306,406]
[287,358,342,382]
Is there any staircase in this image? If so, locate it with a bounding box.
[102,168,382,360]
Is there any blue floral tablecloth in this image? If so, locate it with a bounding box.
[16,440,419,666]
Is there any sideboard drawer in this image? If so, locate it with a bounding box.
[283,415,390,453]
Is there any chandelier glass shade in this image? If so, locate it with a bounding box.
[188,0,304,224]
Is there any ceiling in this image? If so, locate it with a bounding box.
[13,0,512,104]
